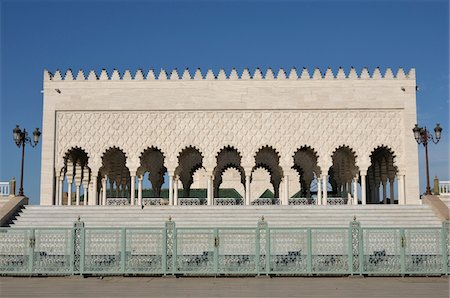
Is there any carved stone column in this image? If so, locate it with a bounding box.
[245,174,251,205]
[90,175,98,205]
[174,176,179,206]
[82,180,88,206]
[317,176,322,205]
[389,179,395,204]
[168,173,174,205]
[58,176,64,206]
[137,175,143,206]
[102,176,107,206]
[353,176,359,205]
[322,175,328,205]
[360,171,367,205]
[207,174,213,205]
[130,175,136,206]
[398,174,405,205]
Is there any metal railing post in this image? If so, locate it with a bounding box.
[121,228,126,274]
[442,221,449,275]
[28,228,35,275]
[350,219,361,276]
[400,228,406,276]
[73,217,85,275]
[257,217,269,276]
[307,228,312,275]
[165,218,176,275]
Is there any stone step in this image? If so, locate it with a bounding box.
[10,204,443,228]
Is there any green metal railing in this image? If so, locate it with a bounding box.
[0,219,448,276]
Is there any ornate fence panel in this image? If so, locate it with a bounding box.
[83,228,123,274]
[33,228,73,274]
[0,228,33,274]
[269,228,309,274]
[175,228,216,274]
[125,228,164,274]
[311,228,350,274]
[217,228,257,274]
[0,223,449,276]
[404,228,443,275]
[362,228,403,275]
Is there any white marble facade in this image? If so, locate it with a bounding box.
[40,67,420,205]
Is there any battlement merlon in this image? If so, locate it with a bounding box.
[42,67,417,112]
[44,67,415,81]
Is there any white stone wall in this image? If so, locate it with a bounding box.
[40,67,419,205]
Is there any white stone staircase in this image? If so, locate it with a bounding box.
[9,204,444,228]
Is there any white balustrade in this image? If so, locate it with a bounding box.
[0,182,10,197]
[439,181,450,195]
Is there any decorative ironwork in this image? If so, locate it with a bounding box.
[251,198,279,205]
[327,198,348,205]
[126,229,164,273]
[176,229,215,273]
[0,229,31,273]
[142,198,164,206]
[215,198,244,205]
[288,198,316,205]
[179,198,207,206]
[350,220,361,274]
[270,229,308,273]
[363,229,401,273]
[106,198,129,206]
[33,229,72,273]
[311,229,349,273]
[0,223,448,276]
[83,229,122,273]
[404,229,442,273]
[217,229,256,273]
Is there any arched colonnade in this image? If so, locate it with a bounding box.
[54,145,406,206]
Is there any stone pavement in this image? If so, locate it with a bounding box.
[0,276,448,298]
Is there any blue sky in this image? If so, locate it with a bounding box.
[0,0,448,204]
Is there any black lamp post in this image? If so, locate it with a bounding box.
[412,123,442,195]
[12,125,41,196]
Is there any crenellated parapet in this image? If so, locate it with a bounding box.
[44,67,415,81]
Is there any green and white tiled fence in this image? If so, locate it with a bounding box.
[1,220,449,276]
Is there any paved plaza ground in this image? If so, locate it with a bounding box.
[0,276,449,298]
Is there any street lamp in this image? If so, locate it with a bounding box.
[412,123,442,195]
[12,125,41,196]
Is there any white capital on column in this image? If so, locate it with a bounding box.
[245,175,251,205]
[137,176,143,206]
[361,174,367,205]
[322,175,328,205]
[130,175,136,206]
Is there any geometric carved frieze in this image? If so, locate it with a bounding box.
[56,110,403,173]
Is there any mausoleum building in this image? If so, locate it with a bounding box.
[40,67,419,206]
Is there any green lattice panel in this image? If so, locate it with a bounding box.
[125,228,164,273]
[404,228,442,274]
[84,228,122,273]
[217,229,256,274]
[175,228,215,274]
[33,229,72,274]
[311,229,349,273]
[269,229,308,274]
[362,229,401,274]
[0,229,31,274]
